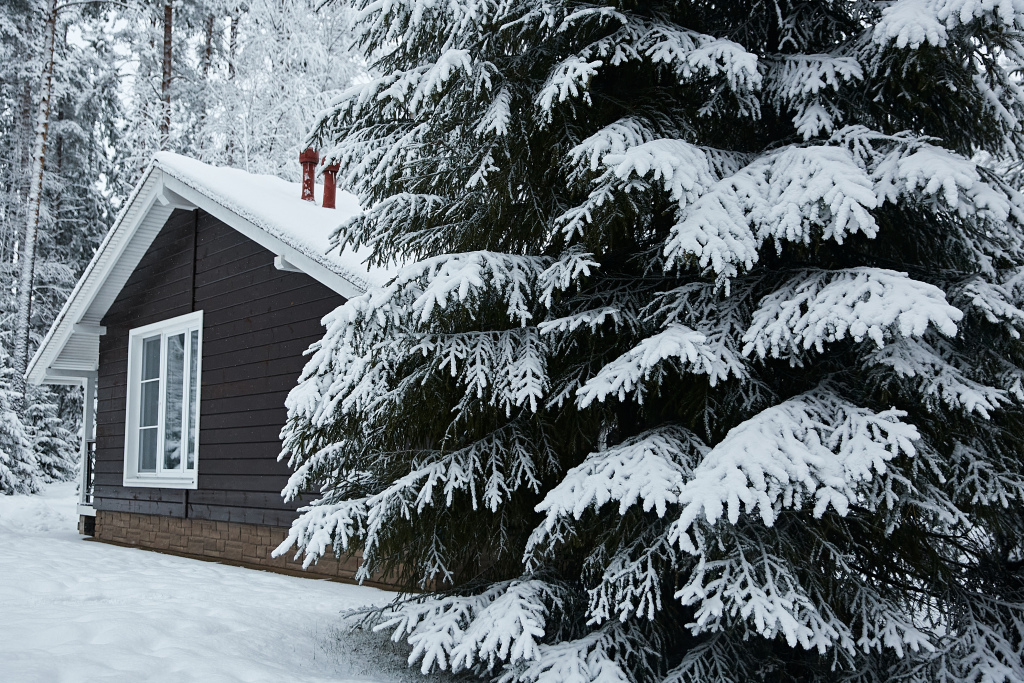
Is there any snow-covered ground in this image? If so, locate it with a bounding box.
[0,482,439,683]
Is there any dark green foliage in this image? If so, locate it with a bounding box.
[278,0,1024,680]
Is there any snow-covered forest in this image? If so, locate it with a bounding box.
[0,0,363,493]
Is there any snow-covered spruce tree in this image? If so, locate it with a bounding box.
[276,0,1024,680]
[25,385,76,483]
[0,344,35,494]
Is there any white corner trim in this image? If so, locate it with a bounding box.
[77,504,96,517]
[274,254,304,273]
[122,310,203,490]
[122,477,198,490]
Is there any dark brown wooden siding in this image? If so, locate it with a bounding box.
[94,208,344,526]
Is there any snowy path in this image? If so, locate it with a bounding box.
[0,483,426,683]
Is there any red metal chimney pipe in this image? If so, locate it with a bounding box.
[299,148,318,202]
[322,163,339,209]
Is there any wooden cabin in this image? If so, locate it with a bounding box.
[26,152,387,583]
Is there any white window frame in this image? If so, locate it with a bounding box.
[123,311,203,489]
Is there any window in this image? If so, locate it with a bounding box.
[124,311,202,488]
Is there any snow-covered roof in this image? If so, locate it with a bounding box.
[154,153,385,293]
[27,153,382,386]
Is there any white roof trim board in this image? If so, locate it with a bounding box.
[27,153,380,387]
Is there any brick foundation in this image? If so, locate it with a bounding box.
[93,510,392,588]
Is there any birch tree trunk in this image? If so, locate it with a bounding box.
[12,0,58,402]
[159,0,172,148]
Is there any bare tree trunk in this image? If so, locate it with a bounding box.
[202,13,214,78]
[160,0,172,148]
[13,0,58,401]
[228,11,238,80]
[226,10,239,165]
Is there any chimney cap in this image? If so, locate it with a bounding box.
[324,162,340,173]
[299,148,319,164]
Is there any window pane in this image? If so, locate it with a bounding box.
[139,428,158,472]
[142,336,161,380]
[163,333,185,471]
[140,381,159,427]
[186,330,199,470]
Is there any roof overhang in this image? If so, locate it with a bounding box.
[27,164,366,386]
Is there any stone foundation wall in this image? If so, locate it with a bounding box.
[93,510,391,588]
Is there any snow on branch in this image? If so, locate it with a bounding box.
[675,541,855,653]
[376,584,509,674]
[476,86,513,138]
[939,594,1024,682]
[577,324,745,407]
[874,0,1024,49]
[662,166,763,278]
[421,328,550,415]
[278,420,554,573]
[450,580,554,671]
[532,426,706,533]
[742,268,962,359]
[354,0,497,47]
[765,54,863,104]
[669,388,920,551]
[579,19,761,104]
[846,583,936,657]
[395,251,551,325]
[764,54,864,139]
[538,307,624,337]
[665,144,879,278]
[566,117,655,178]
[272,497,369,568]
[952,277,1024,337]
[496,626,634,683]
[281,288,397,429]
[868,338,1010,417]
[757,145,879,246]
[586,532,675,624]
[604,139,717,209]
[538,18,760,120]
[538,247,601,308]
[324,49,481,119]
[373,581,560,675]
[536,56,603,116]
[875,144,1014,223]
[661,136,1022,281]
[332,192,449,258]
[282,252,557,451]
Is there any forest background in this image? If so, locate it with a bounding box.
[0,0,363,492]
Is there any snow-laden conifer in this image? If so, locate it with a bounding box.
[0,346,35,494]
[277,0,1024,679]
[25,385,77,483]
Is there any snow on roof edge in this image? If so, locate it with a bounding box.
[153,152,383,293]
